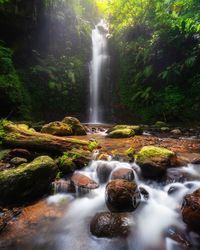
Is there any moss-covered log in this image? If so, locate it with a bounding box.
[1,121,90,152]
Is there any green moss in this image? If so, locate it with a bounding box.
[125,147,135,158]
[88,141,99,151]
[41,121,73,136]
[136,146,175,163]
[155,121,167,128]
[160,127,170,132]
[108,125,142,135]
[0,156,57,204]
[0,119,9,144]
[107,128,135,138]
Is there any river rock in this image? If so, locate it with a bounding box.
[10,157,28,166]
[182,188,200,232]
[110,167,135,181]
[106,179,140,212]
[171,129,182,135]
[0,156,57,204]
[71,172,99,190]
[90,212,130,238]
[62,116,87,135]
[155,121,167,128]
[53,179,75,193]
[96,162,115,183]
[5,148,32,161]
[107,125,143,139]
[136,146,176,179]
[59,149,91,174]
[160,127,170,132]
[107,125,142,135]
[191,157,200,164]
[107,128,135,138]
[41,121,73,136]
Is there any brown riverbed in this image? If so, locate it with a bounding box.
[0,129,200,247]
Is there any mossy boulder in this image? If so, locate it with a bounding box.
[155,121,167,128]
[107,128,135,138]
[160,127,170,132]
[136,146,176,179]
[59,148,92,174]
[62,116,87,135]
[0,156,57,204]
[107,125,142,136]
[41,121,73,136]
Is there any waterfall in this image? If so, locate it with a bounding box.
[89,20,110,124]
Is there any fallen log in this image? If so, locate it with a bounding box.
[0,121,91,152]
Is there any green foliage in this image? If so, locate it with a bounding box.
[0,43,31,119]
[100,0,200,122]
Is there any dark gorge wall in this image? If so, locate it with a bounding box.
[0,0,98,121]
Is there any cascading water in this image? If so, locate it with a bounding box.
[89,20,110,123]
[6,160,200,250]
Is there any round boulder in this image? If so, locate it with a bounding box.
[182,188,200,232]
[110,167,135,181]
[71,172,99,190]
[41,121,72,136]
[7,148,32,161]
[106,179,140,212]
[62,116,86,135]
[96,162,115,183]
[136,146,176,179]
[90,212,130,238]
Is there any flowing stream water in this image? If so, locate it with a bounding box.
[89,20,110,123]
[5,158,200,250]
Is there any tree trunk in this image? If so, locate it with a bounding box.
[2,122,90,152]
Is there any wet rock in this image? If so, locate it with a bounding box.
[62,116,87,135]
[71,172,99,190]
[96,162,115,183]
[110,167,135,181]
[90,212,130,238]
[106,179,140,212]
[191,157,200,164]
[41,121,73,136]
[139,187,149,200]
[0,156,57,204]
[10,157,28,166]
[167,185,182,195]
[52,179,75,193]
[182,188,200,232]
[136,146,176,179]
[171,129,182,135]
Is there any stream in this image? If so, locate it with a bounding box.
[2,157,200,250]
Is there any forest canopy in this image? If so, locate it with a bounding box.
[0,0,200,123]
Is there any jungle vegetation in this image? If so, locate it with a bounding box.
[0,0,200,123]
